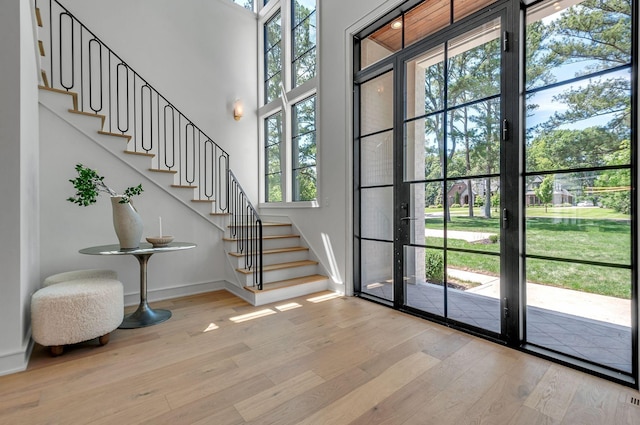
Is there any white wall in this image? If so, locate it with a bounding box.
[39,104,229,305]
[62,0,259,199]
[0,0,41,376]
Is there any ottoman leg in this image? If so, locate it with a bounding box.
[50,346,64,357]
[98,333,110,346]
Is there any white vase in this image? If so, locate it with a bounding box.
[111,196,143,249]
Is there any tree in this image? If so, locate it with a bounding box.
[535,175,554,212]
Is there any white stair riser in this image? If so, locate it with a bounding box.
[226,224,292,238]
[39,89,75,112]
[252,278,330,306]
[224,237,301,252]
[232,249,309,268]
[239,264,318,286]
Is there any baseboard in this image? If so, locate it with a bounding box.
[0,334,34,377]
[123,279,257,307]
[123,280,229,306]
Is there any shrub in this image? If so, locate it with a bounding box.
[450,203,461,208]
[425,251,444,284]
[489,234,499,244]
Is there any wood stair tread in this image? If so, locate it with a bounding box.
[191,199,215,203]
[236,259,317,275]
[244,274,328,293]
[124,150,154,157]
[149,168,178,174]
[229,246,309,257]
[97,130,131,141]
[171,184,198,189]
[223,234,300,242]
[68,109,106,126]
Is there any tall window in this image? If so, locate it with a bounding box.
[260,0,318,204]
[265,112,283,202]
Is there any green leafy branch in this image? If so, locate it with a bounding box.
[67,163,143,206]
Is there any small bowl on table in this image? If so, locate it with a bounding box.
[145,236,174,247]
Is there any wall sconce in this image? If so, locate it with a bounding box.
[233,99,244,121]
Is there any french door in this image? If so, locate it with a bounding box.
[354,0,637,386]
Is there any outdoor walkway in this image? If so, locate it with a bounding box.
[363,281,632,373]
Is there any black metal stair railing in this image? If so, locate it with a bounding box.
[36,0,264,290]
[37,0,229,210]
[228,171,263,290]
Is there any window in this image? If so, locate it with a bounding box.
[259,0,318,205]
[230,0,255,12]
[264,12,282,104]
[292,0,317,87]
[265,112,283,202]
[292,96,316,201]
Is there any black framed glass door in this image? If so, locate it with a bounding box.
[399,15,505,337]
[353,0,637,387]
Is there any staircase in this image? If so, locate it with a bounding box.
[225,222,329,305]
[34,0,329,305]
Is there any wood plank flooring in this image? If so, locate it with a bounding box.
[1,290,639,424]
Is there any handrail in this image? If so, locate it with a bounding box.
[228,170,263,290]
[37,0,264,289]
[37,0,229,210]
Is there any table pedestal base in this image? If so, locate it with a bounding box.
[119,302,172,329]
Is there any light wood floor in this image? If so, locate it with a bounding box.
[1,290,639,424]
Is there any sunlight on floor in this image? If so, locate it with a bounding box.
[307,293,341,303]
[275,302,303,311]
[230,309,277,323]
[203,322,219,332]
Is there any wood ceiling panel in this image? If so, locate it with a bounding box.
[364,0,499,67]
[454,0,498,21]
[405,0,451,46]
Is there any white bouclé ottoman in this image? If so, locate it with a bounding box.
[43,269,118,287]
[31,279,124,356]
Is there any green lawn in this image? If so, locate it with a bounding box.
[423,206,631,299]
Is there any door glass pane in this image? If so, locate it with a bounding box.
[525,0,631,91]
[447,19,501,108]
[447,251,500,333]
[361,187,394,241]
[446,99,500,179]
[361,240,394,301]
[361,131,394,186]
[360,72,394,135]
[526,172,631,265]
[406,46,445,120]
[405,246,445,316]
[405,115,445,181]
[526,260,631,372]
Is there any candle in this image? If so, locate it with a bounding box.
[159,216,163,237]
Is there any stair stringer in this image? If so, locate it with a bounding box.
[39,86,226,233]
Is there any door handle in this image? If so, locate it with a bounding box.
[400,217,417,221]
